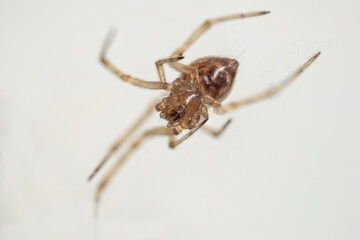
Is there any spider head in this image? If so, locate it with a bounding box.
[155,78,208,135]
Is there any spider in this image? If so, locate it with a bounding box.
[88,11,320,207]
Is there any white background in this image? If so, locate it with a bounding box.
[1,0,359,239]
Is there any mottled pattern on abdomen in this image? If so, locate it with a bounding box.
[181,57,239,101]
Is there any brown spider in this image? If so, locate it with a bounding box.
[88,11,320,207]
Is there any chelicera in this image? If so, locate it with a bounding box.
[88,11,320,208]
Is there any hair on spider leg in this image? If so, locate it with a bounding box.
[88,10,320,215]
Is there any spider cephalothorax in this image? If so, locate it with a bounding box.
[155,78,208,135]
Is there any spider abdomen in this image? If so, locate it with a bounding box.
[181,57,239,102]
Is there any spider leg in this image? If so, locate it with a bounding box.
[222,52,321,112]
[94,121,209,215]
[156,56,184,82]
[169,118,209,148]
[168,61,198,75]
[171,11,270,58]
[100,30,169,90]
[88,103,157,181]
[202,119,232,137]
[95,127,172,205]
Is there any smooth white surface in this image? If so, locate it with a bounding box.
[1,0,359,239]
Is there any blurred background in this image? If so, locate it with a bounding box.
[1,0,359,239]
